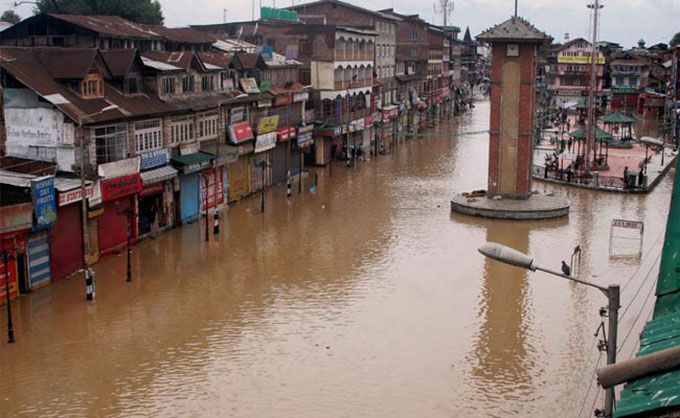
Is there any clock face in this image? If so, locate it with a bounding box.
[507,44,519,57]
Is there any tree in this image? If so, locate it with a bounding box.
[34,0,164,25]
[0,10,21,25]
[671,32,680,48]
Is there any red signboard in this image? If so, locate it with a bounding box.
[139,182,165,198]
[201,170,224,211]
[228,122,254,144]
[101,174,142,202]
[1,234,26,303]
[277,126,297,142]
[273,94,293,107]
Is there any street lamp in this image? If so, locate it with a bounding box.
[1,249,15,343]
[478,242,620,418]
[256,159,268,213]
[78,104,119,298]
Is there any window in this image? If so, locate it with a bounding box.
[300,40,311,55]
[80,73,104,98]
[170,116,195,145]
[163,77,176,94]
[134,119,163,153]
[197,112,219,141]
[412,47,418,57]
[412,31,418,40]
[125,78,139,94]
[629,76,639,87]
[95,124,128,164]
[202,75,215,92]
[182,75,195,93]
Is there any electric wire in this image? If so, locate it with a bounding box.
[617,278,658,356]
[576,353,603,418]
[619,248,663,322]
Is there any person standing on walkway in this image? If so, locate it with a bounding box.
[567,138,573,153]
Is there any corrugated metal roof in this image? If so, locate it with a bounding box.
[100,49,137,78]
[49,14,163,40]
[615,158,680,417]
[144,26,216,44]
[140,55,182,71]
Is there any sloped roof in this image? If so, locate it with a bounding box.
[287,0,401,21]
[463,27,472,43]
[198,52,233,69]
[600,111,635,124]
[100,49,138,78]
[33,48,101,79]
[144,25,216,44]
[140,51,204,72]
[477,16,550,43]
[48,14,163,39]
[568,126,613,140]
[232,52,261,70]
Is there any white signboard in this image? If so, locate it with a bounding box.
[5,107,62,148]
[97,157,141,179]
[58,186,94,206]
[254,132,277,153]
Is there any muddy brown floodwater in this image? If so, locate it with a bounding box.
[0,99,672,417]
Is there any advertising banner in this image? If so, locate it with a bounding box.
[254,132,277,153]
[256,115,280,134]
[31,176,57,231]
[101,174,142,202]
[139,148,170,170]
[228,122,254,144]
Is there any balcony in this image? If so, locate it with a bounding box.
[334,50,374,62]
[333,79,373,90]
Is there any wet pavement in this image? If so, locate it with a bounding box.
[0,99,672,417]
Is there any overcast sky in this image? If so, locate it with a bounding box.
[10,0,680,48]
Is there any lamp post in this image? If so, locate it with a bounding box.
[78,104,119,298]
[257,159,267,213]
[114,203,135,282]
[1,249,15,343]
[478,242,620,418]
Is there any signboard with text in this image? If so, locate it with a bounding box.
[101,173,142,202]
[200,170,225,210]
[254,132,277,153]
[139,148,170,170]
[256,115,280,135]
[228,122,254,144]
[59,186,94,206]
[31,176,57,231]
[98,157,140,179]
[557,56,606,64]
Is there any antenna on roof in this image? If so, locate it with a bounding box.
[514,0,518,17]
[433,0,454,26]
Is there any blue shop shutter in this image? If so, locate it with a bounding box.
[27,231,51,289]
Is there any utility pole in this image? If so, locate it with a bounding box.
[604,284,620,418]
[585,0,603,178]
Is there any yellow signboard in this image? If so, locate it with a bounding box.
[558,56,606,64]
[256,115,280,134]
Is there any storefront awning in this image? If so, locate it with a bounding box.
[54,176,92,192]
[140,165,178,185]
[171,152,214,175]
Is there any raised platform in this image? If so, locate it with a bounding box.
[450,193,570,220]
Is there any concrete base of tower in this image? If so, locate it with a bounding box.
[450,192,569,220]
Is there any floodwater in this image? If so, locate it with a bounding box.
[0,99,673,417]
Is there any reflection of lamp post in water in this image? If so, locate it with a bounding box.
[78,104,119,298]
[478,242,619,418]
[1,249,15,343]
[256,159,268,213]
[115,202,136,282]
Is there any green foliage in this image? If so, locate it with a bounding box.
[1,10,21,24]
[671,32,680,48]
[34,0,164,25]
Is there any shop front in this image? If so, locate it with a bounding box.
[97,158,142,257]
[138,148,176,236]
[251,131,276,192]
[51,178,93,281]
[171,151,213,224]
[226,120,255,202]
[0,202,31,304]
[273,126,296,185]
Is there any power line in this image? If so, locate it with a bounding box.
[576,354,603,418]
[619,249,662,322]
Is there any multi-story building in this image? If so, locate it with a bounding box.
[0,13,215,51]
[546,37,606,107]
[194,20,376,165]
[609,52,650,110]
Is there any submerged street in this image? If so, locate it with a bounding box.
[0,99,672,417]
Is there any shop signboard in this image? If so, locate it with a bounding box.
[200,170,225,210]
[293,92,309,102]
[277,126,297,142]
[273,94,292,107]
[557,56,605,64]
[58,185,94,206]
[240,78,260,94]
[254,132,277,153]
[256,115,280,135]
[297,125,314,147]
[139,182,165,198]
[259,79,272,93]
[139,148,170,170]
[98,157,140,179]
[228,122,254,144]
[30,176,57,231]
[101,173,142,202]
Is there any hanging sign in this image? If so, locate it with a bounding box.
[31,176,57,231]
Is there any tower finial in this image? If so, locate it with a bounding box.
[514,0,518,17]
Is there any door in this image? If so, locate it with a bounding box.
[180,173,200,223]
[27,231,51,290]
